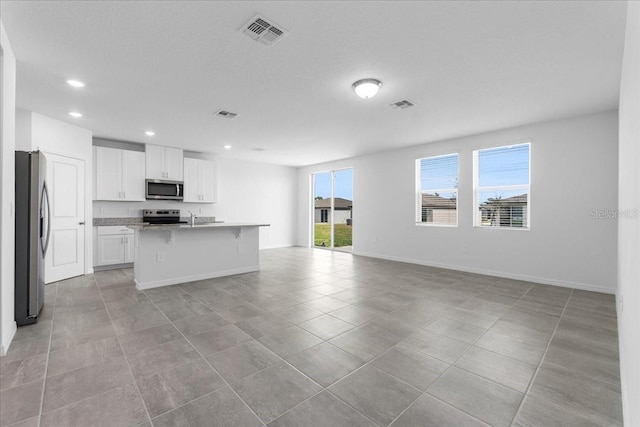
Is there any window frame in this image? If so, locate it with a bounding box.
[473,142,531,230]
[415,152,459,227]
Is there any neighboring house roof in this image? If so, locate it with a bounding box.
[315,197,352,209]
[422,194,457,209]
[480,194,528,208]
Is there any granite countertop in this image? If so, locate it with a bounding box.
[127,222,269,231]
[93,217,218,226]
[93,217,145,226]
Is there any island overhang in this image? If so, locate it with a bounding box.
[128,223,269,290]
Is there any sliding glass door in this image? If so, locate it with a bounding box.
[312,169,353,252]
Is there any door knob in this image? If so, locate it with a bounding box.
[79,222,85,225]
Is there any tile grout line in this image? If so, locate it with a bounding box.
[196,314,374,424]
[508,288,574,426]
[94,278,155,426]
[141,289,268,426]
[277,277,525,426]
[324,276,492,426]
[155,281,385,426]
[35,282,58,427]
[67,255,608,427]
[386,281,537,426]
[270,351,392,426]
[309,290,475,427]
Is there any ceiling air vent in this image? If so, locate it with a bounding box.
[215,110,238,119]
[241,14,288,46]
[390,99,415,110]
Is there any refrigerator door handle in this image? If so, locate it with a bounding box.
[41,181,52,257]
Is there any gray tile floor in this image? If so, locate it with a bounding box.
[0,248,622,426]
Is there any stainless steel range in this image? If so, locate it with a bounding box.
[143,209,188,225]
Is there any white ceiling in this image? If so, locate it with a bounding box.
[1,1,627,167]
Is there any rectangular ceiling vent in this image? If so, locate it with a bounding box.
[390,99,415,110]
[215,110,238,119]
[241,14,288,46]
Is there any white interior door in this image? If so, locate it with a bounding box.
[44,153,85,283]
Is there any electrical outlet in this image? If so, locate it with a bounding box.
[461,244,468,253]
[100,207,106,215]
[156,252,164,262]
[199,208,204,214]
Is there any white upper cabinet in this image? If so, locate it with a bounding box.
[183,158,200,202]
[94,147,145,201]
[146,144,183,181]
[94,146,122,200]
[165,147,184,181]
[183,158,216,203]
[122,151,146,200]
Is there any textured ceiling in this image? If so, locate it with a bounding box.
[1,1,627,166]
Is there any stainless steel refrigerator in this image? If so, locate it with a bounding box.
[15,151,50,326]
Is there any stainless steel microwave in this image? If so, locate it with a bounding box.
[145,179,184,200]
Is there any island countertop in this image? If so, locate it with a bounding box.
[127,222,270,231]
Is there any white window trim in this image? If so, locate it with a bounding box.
[415,153,459,227]
[473,142,531,230]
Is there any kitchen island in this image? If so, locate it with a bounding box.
[128,223,269,290]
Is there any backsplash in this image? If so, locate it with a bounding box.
[93,199,217,218]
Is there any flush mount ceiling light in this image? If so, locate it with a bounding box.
[352,78,382,99]
[215,110,238,119]
[145,130,155,136]
[68,111,83,118]
[66,79,85,88]
[224,145,232,150]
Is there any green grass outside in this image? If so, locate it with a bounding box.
[314,223,352,247]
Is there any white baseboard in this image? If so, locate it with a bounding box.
[93,262,133,272]
[260,243,296,250]
[135,265,260,290]
[0,321,18,357]
[353,250,615,295]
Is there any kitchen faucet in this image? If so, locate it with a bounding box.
[187,211,197,227]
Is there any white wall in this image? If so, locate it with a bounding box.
[94,157,297,250]
[16,110,94,275]
[0,21,17,356]
[297,111,619,293]
[617,2,640,426]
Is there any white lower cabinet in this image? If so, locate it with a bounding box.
[124,234,136,263]
[95,226,136,266]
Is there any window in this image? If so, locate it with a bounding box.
[473,143,530,228]
[416,153,459,226]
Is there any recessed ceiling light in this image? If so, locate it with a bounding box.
[224,145,232,150]
[251,147,266,152]
[352,78,382,99]
[68,111,83,118]
[145,130,155,136]
[66,79,85,88]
